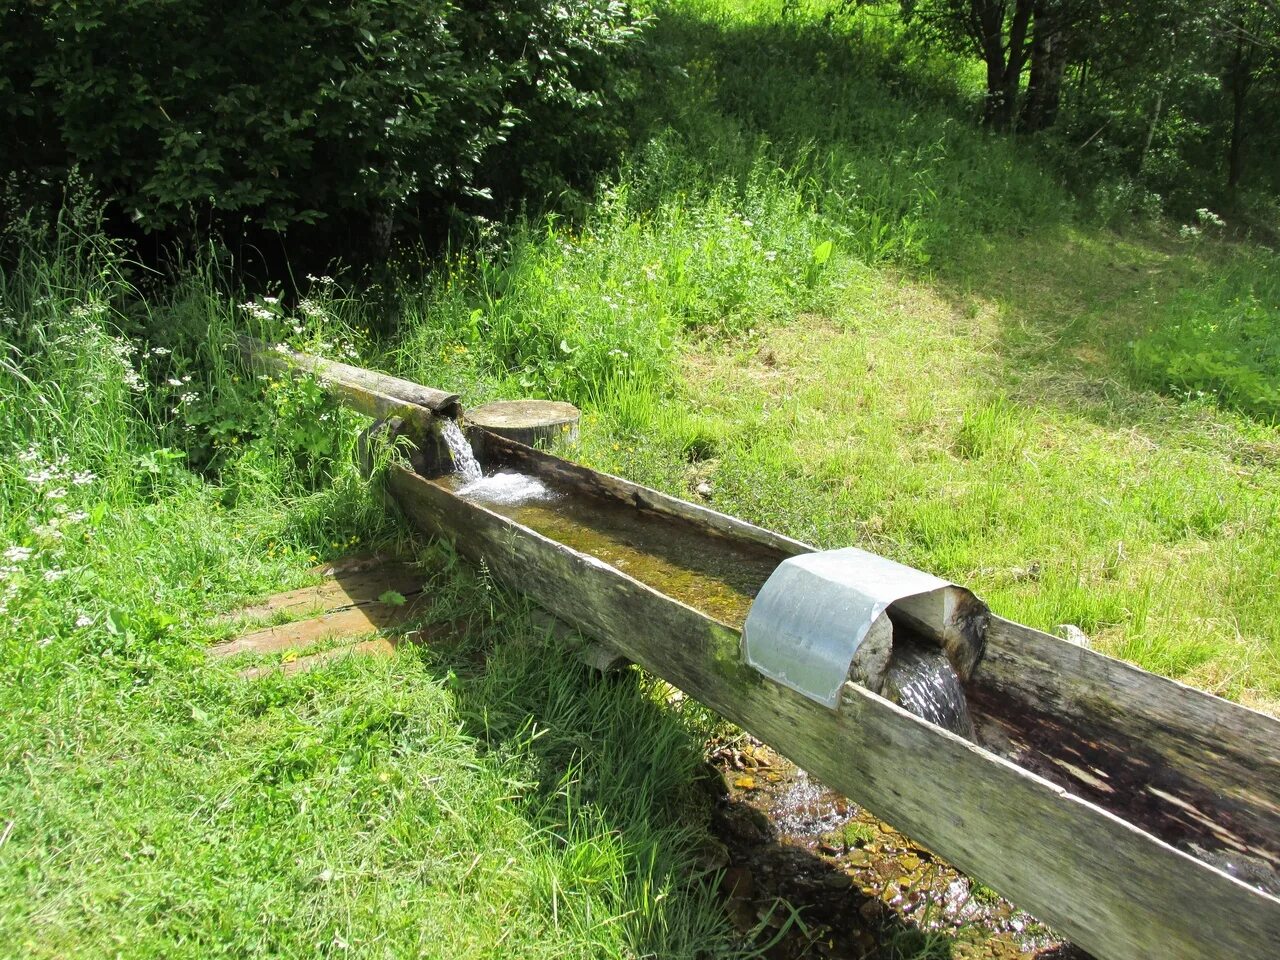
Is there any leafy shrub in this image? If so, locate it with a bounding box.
[0,1,645,241]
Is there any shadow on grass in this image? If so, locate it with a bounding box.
[640,6,1276,435]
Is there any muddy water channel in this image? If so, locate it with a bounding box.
[706,735,1088,960]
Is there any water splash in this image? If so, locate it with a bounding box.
[884,640,975,739]
[439,418,482,483]
[772,767,849,839]
[459,471,555,506]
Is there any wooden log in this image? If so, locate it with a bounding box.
[465,399,580,448]
[385,457,1280,960]
[475,430,1280,872]
[238,337,461,430]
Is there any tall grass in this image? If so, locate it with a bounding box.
[0,207,746,956]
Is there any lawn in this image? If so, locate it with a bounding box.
[2,1,1277,957]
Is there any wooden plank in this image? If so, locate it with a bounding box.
[228,564,424,622]
[387,462,1280,960]
[211,593,427,657]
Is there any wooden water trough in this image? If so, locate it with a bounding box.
[244,340,1280,960]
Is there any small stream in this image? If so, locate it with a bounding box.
[708,736,1081,959]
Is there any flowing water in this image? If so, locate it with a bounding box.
[883,637,976,739]
[431,432,784,626]
[439,418,482,484]
[459,471,556,505]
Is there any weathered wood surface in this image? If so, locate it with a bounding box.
[480,428,1280,862]
[238,337,460,426]
[224,563,423,623]
[211,593,427,657]
[466,399,581,447]
[971,616,1280,877]
[387,459,1280,960]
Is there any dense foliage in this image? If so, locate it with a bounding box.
[896,0,1280,220]
[0,0,644,246]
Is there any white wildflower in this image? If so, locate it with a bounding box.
[4,546,33,563]
[263,296,280,306]
[43,569,66,583]
[76,615,94,628]
[45,487,67,500]
[65,511,89,524]
[1195,207,1226,228]
[299,299,326,321]
[241,301,275,323]
[18,445,41,463]
[72,471,95,486]
[167,378,183,387]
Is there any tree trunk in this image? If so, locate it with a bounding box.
[978,0,1035,131]
[1021,0,1069,132]
[1138,85,1164,174]
[1226,30,1252,191]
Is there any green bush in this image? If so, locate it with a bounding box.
[1,1,644,239]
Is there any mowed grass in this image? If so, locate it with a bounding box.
[388,0,1280,709]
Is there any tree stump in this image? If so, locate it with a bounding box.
[465,399,580,448]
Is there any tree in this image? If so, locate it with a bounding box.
[902,0,1035,129]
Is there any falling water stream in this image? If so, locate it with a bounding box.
[883,637,976,739]
[439,418,483,484]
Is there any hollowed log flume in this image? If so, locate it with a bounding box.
[243,341,1280,960]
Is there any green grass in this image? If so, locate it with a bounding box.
[383,0,1280,709]
[3,0,1280,957]
[0,221,743,957]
